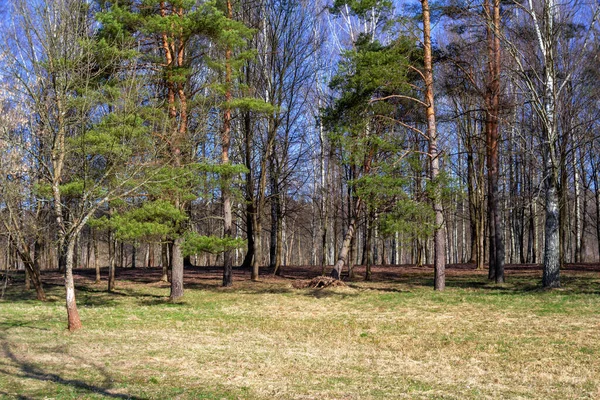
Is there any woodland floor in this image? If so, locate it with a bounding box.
[1,263,600,399]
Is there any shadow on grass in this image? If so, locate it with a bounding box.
[347,284,411,294]
[0,391,33,400]
[4,265,599,309]
[0,333,146,400]
[0,319,51,332]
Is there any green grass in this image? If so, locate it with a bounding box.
[1,268,600,399]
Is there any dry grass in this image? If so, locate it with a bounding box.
[1,264,600,399]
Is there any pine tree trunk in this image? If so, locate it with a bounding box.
[221,0,234,288]
[422,0,446,290]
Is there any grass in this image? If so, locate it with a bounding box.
[1,266,600,399]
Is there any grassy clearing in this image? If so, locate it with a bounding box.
[1,267,600,399]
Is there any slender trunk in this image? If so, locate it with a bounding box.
[108,233,116,292]
[32,239,46,301]
[120,241,125,268]
[596,176,600,262]
[269,172,279,272]
[149,244,155,268]
[161,242,169,282]
[64,238,82,331]
[252,218,262,280]
[320,110,329,273]
[241,73,255,270]
[12,241,45,301]
[573,151,582,263]
[221,0,234,287]
[252,117,278,280]
[144,244,150,269]
[274,200,284,276]
[131,244,136,269]
[330,198,362,279]
[593,157,600,261]
[365,213,373,281]
[559,153,568,265]
[93,229,100,283]
[484,0,504,282]
[422,0,446,290]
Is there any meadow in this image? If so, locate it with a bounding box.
[1,264,599,399]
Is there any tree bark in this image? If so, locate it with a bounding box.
[63,238,82,331]
[92,229,100,283]
[161,242,169,282]
[170,238,184,299]
[330,198,362,279]
[221,0,234,288]
[484,0,504,283]
[421,0,446,290]
[108,233,116,292]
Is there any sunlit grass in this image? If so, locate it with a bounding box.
[1,267,599,399]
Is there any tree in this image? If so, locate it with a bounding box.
[503,0,599,287]
[4,0,162,329]
[420,0,446,290]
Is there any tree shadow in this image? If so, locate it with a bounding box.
[0,319,51,333]
[0,333,146,400]
[346,284,411,294]
[137,298,185,307]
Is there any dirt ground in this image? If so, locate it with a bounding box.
[36,262,600,288]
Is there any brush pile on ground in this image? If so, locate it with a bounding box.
[295,276,347,289]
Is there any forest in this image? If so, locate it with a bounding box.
[1,0,600,398]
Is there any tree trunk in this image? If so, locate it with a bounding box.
[221,0,234,288]
[573,151,582,263]
[365,213,373,281]
[92,229,100,283]
[161,242,169,282]
[273,199,284,276]
[63,238,82,331]
[483,0,505,283]
[131,244,136,269]
[242,201,255,269]
[330,198,362,279]
[11,237,46,301]
[170,238,184,299]
[108,234,116,292]
[144,244,150,269]
[252,217,262,280]
[543,172,560,287]
[269,166,282,275]
[422,0,446,290]
[596,175,600,262]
